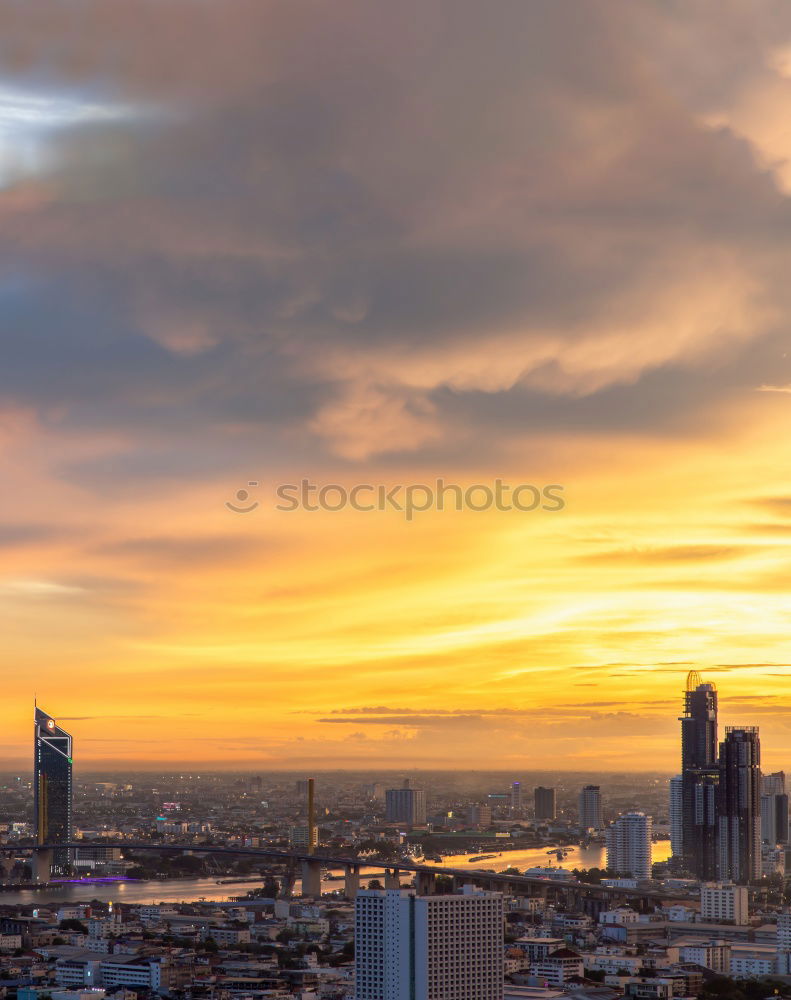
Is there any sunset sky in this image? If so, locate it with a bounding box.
[2,0,791,771]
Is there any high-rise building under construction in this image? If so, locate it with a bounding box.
[679,671,719,880]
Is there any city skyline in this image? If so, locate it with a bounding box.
[3,2,791,770]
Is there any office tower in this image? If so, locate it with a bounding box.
[605,812,653,881]
[669,775,683,858]
[717,727,761,884]
[487,792,509,813]
[467,803,493,829]
[510,781,522,815]
[363,782,385,802]
[700,883,749,924]
[289,825,317,851]
[578,785,602,831]
[33,706,73,875]
[679,671,719,879]
[355,887,504,1000]
[776,794,789,845]
[385,785,427,826]
[762,772,789,845]
[534,786,557,821]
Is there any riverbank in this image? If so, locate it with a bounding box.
[0,839,672,907]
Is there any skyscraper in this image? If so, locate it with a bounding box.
[33,706,73,875]
[679,671,719,879]
[534,786,557,821]
[355,887,504,1000]
[605,811,653,881]
[717,726,761,884]
[761,772,788,846]
[669,775,683,859]
[510,781,522,815]
[578,785,602,831]
[385,785,427,826]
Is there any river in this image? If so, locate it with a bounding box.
[0,840,671,907]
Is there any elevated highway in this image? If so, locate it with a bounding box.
[29,841,692,914]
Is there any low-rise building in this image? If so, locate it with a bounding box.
[678,940,731,974]
[730,953,775,977]
[532,948,585,985]
[700,884,748,925]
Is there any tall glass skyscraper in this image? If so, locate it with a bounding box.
[679,671,719,879]
[717,726,761,884]
[34,706,73,875]
[669,775,683,859]
[761,771,789,846]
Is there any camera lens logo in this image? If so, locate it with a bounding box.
[225,481,260,514]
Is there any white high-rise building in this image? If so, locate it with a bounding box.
[605,812,652,881]
[578,785,603,831]
[355,887,504,1000]
[511,781,522,815]
[669,775,683,858]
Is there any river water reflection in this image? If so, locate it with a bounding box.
[0,839,671,907]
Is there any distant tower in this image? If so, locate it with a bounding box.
[306,777,317,854]
[606,812,653,881]
[669,775,683,858]
[679,671,719,879]
[718,727,761,884]
[385,784,427,827]
[33,706,73,875]
[534,786,557,821]
[510,782,522,816]
[578,785,602,831]
[761,772,788,846]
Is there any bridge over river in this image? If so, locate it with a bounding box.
[26,842,690,916]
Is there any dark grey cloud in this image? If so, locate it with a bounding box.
[0,523,60,547]
[1,0,791,476]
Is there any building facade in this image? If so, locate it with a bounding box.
[534,786,556,821]
[761,771,788,846]
[385,786,427,827]
[355,888,503,1000]
[717,727,761,884]
[510,781,522,815]
[679,672,719,880]
[605,812,653,881]
[669,775,683,859]
[578,785,602,831]
[33,706,73,875]
[700,883,749,924]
